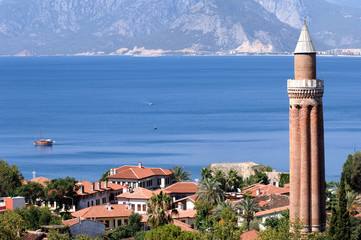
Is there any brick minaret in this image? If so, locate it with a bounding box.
[288,21,326,232]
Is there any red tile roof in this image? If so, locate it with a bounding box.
[172,209,197,219]
[241,184,289,197]
[174,194,197,204]
[173,220,196,232]
[29,177,51,187]
[71,204,133,219]
[240,230,259,240]
[255,205,289,217]
[107,165,172,180]
[76,181,124,196]
[162,182,198,194]
[116,187,154,200]
[355,213,361,218]
[62,218,104,227]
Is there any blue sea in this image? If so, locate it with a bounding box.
[0,56,360,182]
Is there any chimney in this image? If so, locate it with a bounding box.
[256,188,261,196]
[106,203,112,211]
[97,181,101,190]
[79,184,84,194]
[275,181,280,187]
[78,216,81,223]
[110,168,114,175]
[139,162,142,168]
[91,182,95,192]
[177,202,184,210]
[104,181,108,188]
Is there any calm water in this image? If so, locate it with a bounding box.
[0,56,360,182]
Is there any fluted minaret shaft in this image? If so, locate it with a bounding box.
[287,21,326,233]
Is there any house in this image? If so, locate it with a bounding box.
[171,206,197,226]
[254,194,289,211]
[29,177,51,187]
[254,205,289,230]
[241,183,289,198]
[71,203,133,231]
[76,181,124,210]
[62,218,105,238]
[173,195,196,211]
[116,187,155,214]
[155,182,198,201]
[106,162,173,190]
[0,197,27,214]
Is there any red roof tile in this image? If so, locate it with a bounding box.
[172,209,197,219]
[173,220,196,232]
[107,165,172,180]
[29,177,51,187]
[240,230,259,240]
[255,205,289,217]
[116,187,154,200]
[71,204,133,219]
[241,184,289,197]
[162,182,198,194]
[76,181,124,196]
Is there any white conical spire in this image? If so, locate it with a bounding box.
[294,19,316,54]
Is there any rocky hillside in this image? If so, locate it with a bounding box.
[0,0,360,55]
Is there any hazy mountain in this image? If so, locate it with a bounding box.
[0,0,360,55]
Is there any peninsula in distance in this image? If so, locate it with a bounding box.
[1,0,361,56]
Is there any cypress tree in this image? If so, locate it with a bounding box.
[327,174,350,240]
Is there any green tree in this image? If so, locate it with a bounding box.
[14,181,45,205]
[226,169,243,192]
[237,197,260,231]
[172,166,192,183]
[247,169,269,185]
[100,170,110,181]
[47,230,72,240]
[0,210,25,240]
[279,173,290,187]
[177,230,201,240]
[0,159,24,197]
[327,174,351,240]
[144,224,181,240]
[46,177,78,212]
[265,166,273,172]
[106,212,143,240]
[213,170,227,191]
[15,205,61,230]
[211,201,237,221]
[343,152,361,193]
[134,231,146,240]
[200,166,212,181]
[75,235,102,240]
[213,207,242,240]
[147,191,177,227]
[196,178,224,205]
[194,199,213,232]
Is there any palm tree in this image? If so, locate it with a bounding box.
[201,166,212,180]
[195,178,224,205]
[171,166,191,183]
[146,191,177,227]
[211,201,238,221]
[237,197,260,230]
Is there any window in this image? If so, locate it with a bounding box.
[91,201,94,206]
[102,198,106,204]
[142,204,146,212]
[137,204,141,212]
[157,178,161,185]
[87,201,90,207]
[124,219,128,225]
[131,204,135,211]
[117,219,122,226]
[96,199,100,205]
[105,220,109,228]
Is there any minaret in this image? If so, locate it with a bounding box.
[287,21,326,232]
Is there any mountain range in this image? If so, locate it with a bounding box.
[0,0,360,55]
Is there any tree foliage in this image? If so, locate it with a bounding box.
[213,207,242,240]
[100,170,110,181]
[46,177,78,212]
[343,152,361,193]
[237,197,260,231]
[0,159,24,197]
[327,174,351,240]
[0,210,25,240]
[279,173,289,187]
[144,224,201,240]
[147,191,177,227]
[15,205,61,230]
[200,166,212,181]
[194,199,213,232]
[105,212,143,240]
[225,169,243,192]
[14,181,45,205]
[196,178,224,206]
[247,169,269,185]
[172,166,192,183]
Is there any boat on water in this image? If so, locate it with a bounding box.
[154,123,157,130]
[33,131,55,146]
